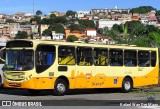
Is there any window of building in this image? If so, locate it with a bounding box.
[36,44,56,73]
[58,46,75,65]
[138,51,150,67]
[94,48,108,66]
[151,51,156,67]
[109,49,123,66]
[124,50,137,66]
[77,47,93,66]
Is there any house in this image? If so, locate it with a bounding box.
[98,19,122,29]
[20,25,31,35]
[52,31,65,40]
[10,23,21,38]
[65,28,86,38]
[39,24,50,36]
[85,28,96,37]
[131,16,140,21]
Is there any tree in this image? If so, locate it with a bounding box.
[132,36,150,47]
[50,14,56,19]
[30,16,41,24]
[5,19,15,23]
[15,31,28,39]
[67,24,83,31]
[42,29,52,36]
[125,21,144,34]
[149,32,160,47]
[55,16,67,24]
[66,35,78,42]
[130,6,155,14]
[36,10,42,16]
[49,23,65,33]
[20,21,30,25]
[79,20,95,28]
[66,10,76,17]
[41,18,50,24]
[122,23,128,42]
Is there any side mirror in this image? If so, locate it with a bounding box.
[0,47,6,62]
[2,66,5,72]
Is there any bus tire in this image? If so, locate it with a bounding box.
[54,79,68,96]
[121,78,132,93]
[28,89,41,95]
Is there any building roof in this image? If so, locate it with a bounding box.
[86,28,96,31]
[81,35,92,38]
[71,30,85,34]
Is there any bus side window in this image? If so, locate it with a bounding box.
[124,50,137,66]
[94,48,108,66]
[138,51,150,67]
[151,51,156,67]
[58,46,75,65]
[109,49,123,66]
[77,47,93,66]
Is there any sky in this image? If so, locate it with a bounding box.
[0,0,160,15]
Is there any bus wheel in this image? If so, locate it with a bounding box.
[54,79,68,96]
[121,78,132,93]
[28,89,41,95]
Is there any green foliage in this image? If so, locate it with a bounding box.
[36,10,43,16]
[132,36,150,47]
[68,24,84,31]
[15,31,28,39]
[84,38,90,43]
[66,35,78,42]
[112,24,123,32]
[79,20,95,28]
[49,23,65,33]
[106,19,160,47]
[66,10,76,17]
[20,21,30,25]
[30,16,41,24]
[130,6,155,14]
[42,29,52,36]
[125,21,143,33]
[149,32,160,47]
[5,19,15,23]
[55,16,67,24]
[41,18,50,24]
[156,10,160,16]
[50,14,56,19]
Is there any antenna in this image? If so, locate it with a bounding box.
[33,0,35,16]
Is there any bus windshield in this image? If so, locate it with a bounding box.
[4,50,34,71]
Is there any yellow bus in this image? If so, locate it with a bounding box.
[3,39,159,96]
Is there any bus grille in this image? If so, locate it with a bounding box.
[5,72,25,81]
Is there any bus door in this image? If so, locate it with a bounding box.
[35,44,56,89]
[75,47,95,88]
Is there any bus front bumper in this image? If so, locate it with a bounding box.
[3,77,56,89]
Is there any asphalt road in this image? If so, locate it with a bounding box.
[0,88,160,109]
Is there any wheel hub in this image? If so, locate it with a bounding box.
[124,81,131,90]
[57,83,65,93]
